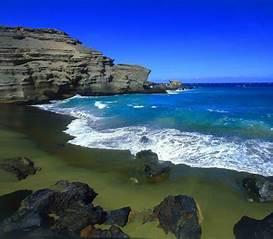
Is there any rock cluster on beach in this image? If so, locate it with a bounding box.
[0,174,272,238]
[0,26,183,104]
[0,180,203,239]
[0,180,130,238]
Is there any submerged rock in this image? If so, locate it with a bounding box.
[139,136,150,144]
[105,207,131,227]
[153,195,201,239]
[234,212,273,239]
[135,150,171,179]
[242,175,273,202]
[0,157,40,180]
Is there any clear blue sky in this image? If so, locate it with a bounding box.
[1,0,273,82]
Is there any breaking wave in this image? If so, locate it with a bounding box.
[34,88,273,177]
[63,113,273,176]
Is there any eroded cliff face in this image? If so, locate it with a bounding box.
[0,26,151,103]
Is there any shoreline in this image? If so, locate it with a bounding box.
[34,96,273,177]
[0,104,273,238]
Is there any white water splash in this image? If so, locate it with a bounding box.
[64,116,273,176]
[94,101,108,109]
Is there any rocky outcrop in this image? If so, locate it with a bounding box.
[0,157,40,180]
[0,180,129,238]
[166,80,184,90]
[144,80,184,92]
[0,26,155,104]
[242,175,273,202]
[234,212,273,239]
[153,195,202,239]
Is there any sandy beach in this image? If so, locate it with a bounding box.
[0,104,272,239]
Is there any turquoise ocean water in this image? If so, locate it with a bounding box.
[37,83,273,176]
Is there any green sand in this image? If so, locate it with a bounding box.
[0,105,272,239]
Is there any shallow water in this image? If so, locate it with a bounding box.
[0,105,273,239]
[36,83,273,176]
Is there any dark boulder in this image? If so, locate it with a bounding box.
[0,157,40,180]
[135,150,171,178]
[1,208,43,233]
[0,190,32,222]
[234,212,273,239]
[21,180,98,212]
[81,225,129,239]
[105,207,131,227]
[153,195,201,239]
[51,205,106,233]
[1,228,78,239]
[242,175,273,202]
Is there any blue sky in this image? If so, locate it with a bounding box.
[1,0,273,82]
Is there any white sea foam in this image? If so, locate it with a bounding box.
[94,101,108,109]
[133,105,144,109]
[166,89,185,94]
[35,103,101,122]
[166,90,179,94]
[151,106,158,109]
[208,108,229,113]
[64,117,273,176]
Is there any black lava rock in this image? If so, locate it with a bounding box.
[242,175,273,202]
[0,157,40,180]
[153,195,201,239]
[234,212,273,239]
[105,207,131,227]
[135,150,171,178]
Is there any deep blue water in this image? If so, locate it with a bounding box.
[37,83,273,176]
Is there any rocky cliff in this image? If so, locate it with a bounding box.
[0,26,154,104]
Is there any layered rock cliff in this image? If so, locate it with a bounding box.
[0,26,153,104]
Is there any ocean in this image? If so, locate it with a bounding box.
[36,83,273,176]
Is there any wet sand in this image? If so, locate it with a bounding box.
[0,104,272,239]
